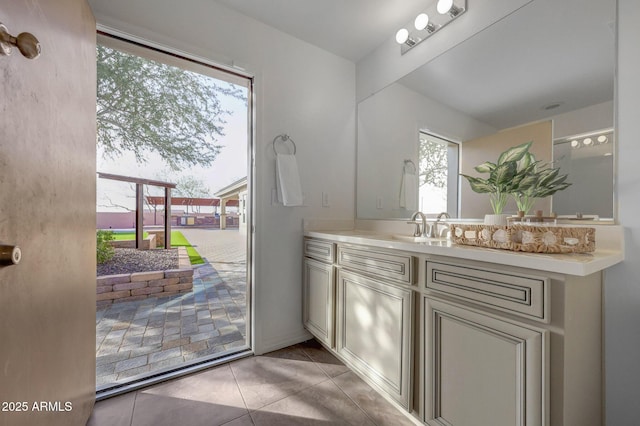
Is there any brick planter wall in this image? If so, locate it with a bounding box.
[96,247,192,308]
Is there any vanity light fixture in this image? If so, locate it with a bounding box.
[395,0,466,55]
[437,0,464,17]
[414,13,436,32]
[564,129,613,150]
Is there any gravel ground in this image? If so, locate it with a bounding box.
[97,248,179,276]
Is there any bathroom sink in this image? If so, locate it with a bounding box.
[392,234,448,243]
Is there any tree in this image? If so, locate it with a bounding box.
[97,44,246,170]
[174,176,212,214]
[419,137,448,189]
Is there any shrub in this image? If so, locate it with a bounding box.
[97,230,115,264]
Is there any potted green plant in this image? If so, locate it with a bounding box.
[461,141,535,224]
[511,154,571,215]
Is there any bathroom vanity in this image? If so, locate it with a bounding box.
[302,227,623,426]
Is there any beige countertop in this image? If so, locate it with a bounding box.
[304,229,624,277]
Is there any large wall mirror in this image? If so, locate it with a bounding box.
[357,0,616,221]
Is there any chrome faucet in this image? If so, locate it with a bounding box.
[435,212,451,238]
[408,211,429,237]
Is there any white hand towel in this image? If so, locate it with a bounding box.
[276,153,304,206]
[400,170,417,210]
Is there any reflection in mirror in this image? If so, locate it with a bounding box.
[553,128,614,219]
[418,132,459,215]
[356,0,615,221]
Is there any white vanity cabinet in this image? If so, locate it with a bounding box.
[421,256,602,426]
[335,244,415,409]
[302,238,336,348]
[336,268,413,408]
[302,232,613,426]
[422,297,547,426]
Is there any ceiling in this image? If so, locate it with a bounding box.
[213,0,616,130]
[213,0,431,62]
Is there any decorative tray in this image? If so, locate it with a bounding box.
[449,224,596,254]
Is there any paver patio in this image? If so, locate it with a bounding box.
[96,229,247,388]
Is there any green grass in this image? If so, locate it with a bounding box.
[107,230,204,265]
[171,231,204,265]
[111,231,148,241]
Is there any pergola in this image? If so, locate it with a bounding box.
[98,172,176,249]
[145,197,239,211]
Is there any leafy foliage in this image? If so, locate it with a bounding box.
[461,141,571,214]
[97,44,246,170]
[419,137,449,189]
[460,141,533,214]
[174,175,212,213]
[511,155,571,214]
[97,230,115,264]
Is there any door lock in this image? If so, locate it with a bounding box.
[0,245,21,266]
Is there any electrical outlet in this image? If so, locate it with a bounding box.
[322,192,330,207]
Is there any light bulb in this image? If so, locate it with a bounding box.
[597,135,608,144]
[414,13,430,31]
[395,28,409,44]
[571,140,580,148]
[583,138,593,146]
[437,0,454,14]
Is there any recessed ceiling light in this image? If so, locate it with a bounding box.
[543,102,563,111]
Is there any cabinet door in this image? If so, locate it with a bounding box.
[336,269,413,408]
[423,297,548,426]
[303,258,335,348]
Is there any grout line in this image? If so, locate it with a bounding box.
[228,358,251,413]
[128,390,139,426]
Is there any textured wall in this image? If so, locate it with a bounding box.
[0,1,96,425]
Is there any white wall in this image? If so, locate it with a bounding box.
[551,100,614,139]
[88,0,356,354]
[357,82,495,219]
[604,0,640,423]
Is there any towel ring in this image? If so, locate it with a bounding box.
[273,134,297,155]
[404,159,416,173]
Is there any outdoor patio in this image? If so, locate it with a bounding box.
[95,228,247,388]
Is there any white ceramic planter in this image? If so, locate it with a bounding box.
[484,214,510,226]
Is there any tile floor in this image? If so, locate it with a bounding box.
[88,340,419,426]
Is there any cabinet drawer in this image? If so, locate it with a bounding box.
[304,238,334,263]
[426,261,548,322]
[337,245,414,284]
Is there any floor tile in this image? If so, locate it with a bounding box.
[130,364,248,426]
[250,379,375,426]
[230,346,329,410]
[332,371,417,426]
[87,392,136,426]
[299,339,351,378]
[221,414,255,425]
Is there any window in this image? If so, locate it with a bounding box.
[418,132,459,216]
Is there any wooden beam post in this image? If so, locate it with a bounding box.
[164,187,172,249]
[136,183,144,249]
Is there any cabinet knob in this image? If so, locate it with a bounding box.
[0,245,21,266]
